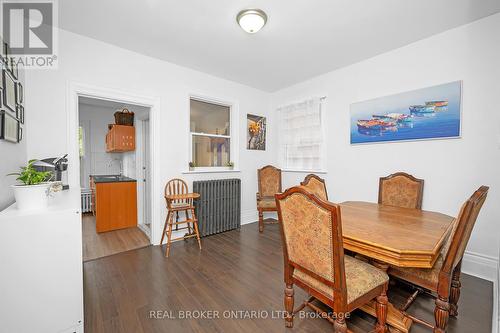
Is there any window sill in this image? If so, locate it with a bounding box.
[281,169,327,174]
[182,169,241,174]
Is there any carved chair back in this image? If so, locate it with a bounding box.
[275,186,347,311]
[300,174,328,200]
[258,165,282,198]
[164,178,189,209]
[438,186,489,294]
[378,172,424,209]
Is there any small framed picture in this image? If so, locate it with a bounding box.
[18,126,23,142]
[10,58,18,80]
[16,104,24,123]
[17,82,23,103]
[0,110,20,143]
[2,70,16,113]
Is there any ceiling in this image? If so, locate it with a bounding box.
[60,0,500,92]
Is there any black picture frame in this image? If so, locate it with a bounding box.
[2,70,16,113]
[0,110,19,143]
[1,42,7,65]
[10,58,18,80]
[17,82,23,104]
[16,104,24,124]
[18,125,22,142]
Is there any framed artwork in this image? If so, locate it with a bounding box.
[0,110,20,143]
[1,41,7,65]
[2,70,16,113]
[247,113,266,150]
[17,82,23,103]
[18,126,23,142]
[17,104,24,123]
[350,81,462,144]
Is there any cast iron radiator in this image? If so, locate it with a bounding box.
[193,179,241,237]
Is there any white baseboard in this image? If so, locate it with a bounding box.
[241,209,277,226]
[462,251,498,282]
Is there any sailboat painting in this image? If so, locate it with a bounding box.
[350,81,462,144]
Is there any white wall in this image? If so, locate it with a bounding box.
[272,13,500,279]
[24,28,275,244]
[0,70,26,210]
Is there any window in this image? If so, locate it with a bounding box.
[190,98,232,168]
[278,98,325,172]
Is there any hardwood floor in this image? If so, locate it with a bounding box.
[82,214,150,262]
[84,223,493,333]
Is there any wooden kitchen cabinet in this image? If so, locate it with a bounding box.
[106,124,135,152]
[94,180,137,233]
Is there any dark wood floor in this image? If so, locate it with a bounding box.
[84,223,493,333]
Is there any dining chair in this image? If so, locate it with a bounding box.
[300,174,328,200]
[389,186,489,332]
[256,165,282,232]
[161,178,202,257]
[378,172,424,209]
[275,186,389,332]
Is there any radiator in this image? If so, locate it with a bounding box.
[81,189,92,213]
[193,179,241,237]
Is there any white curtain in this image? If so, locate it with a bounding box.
[278,97,324,171]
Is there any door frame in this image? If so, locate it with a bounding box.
[135,117,151,238]
[67,82,161,245]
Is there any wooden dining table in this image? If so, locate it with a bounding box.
[339,201,456,333]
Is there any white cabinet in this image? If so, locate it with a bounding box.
[0,190,84,333]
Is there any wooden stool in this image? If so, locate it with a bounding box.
[161,179,202,257]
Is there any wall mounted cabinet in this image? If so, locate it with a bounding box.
[106,124,135,152]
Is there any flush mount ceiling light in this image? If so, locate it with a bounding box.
[237,9,268,34]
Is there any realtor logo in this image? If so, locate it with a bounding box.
[1,0,58,68]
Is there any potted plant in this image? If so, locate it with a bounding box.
[189,161,196,171]
[8,160,55,211]
[226,161,234,170]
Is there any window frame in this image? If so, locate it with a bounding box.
[187,94,239,173]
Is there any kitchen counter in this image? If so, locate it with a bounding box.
[91,175,137,183]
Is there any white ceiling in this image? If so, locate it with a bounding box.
[60,0,500,92]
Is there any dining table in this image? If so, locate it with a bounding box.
[339,201,456,333]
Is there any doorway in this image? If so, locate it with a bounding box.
[78,96,152,261]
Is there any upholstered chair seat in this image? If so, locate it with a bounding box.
[256,197,277,209]
[389,239,449,290]
[294,255,389,304]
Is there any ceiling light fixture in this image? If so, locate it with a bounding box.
[237,9,267,34]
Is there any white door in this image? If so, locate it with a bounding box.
[142,119,152,232]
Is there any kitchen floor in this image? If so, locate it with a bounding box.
[82,213,150,262]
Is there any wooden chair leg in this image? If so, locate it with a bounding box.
[375,284,389,333]
[434,296,450,333]
[160,211,171,246]
[185,209,192,235]
[284,284,294,328]
[165,216,173,258]
[258,210,264,233]
[191,208,202,250]
[449,263,462,317]
[334,317,347,333]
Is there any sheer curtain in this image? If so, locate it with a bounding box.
[278,97,324,171]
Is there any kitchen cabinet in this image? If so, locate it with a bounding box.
[106,124,135,152]
[91,175,138,233]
